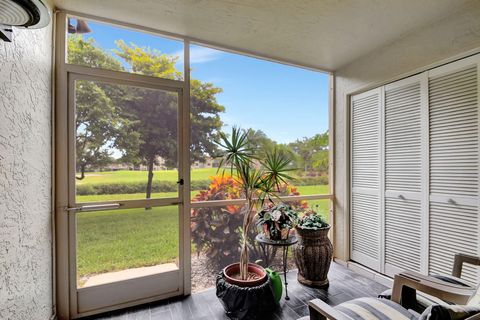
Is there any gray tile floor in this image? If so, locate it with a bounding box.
[85,263,388,320]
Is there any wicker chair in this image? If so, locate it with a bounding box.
[302,254,480,320]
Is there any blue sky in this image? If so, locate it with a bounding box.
[71,19,329,143]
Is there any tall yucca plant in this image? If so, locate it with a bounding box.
[216,127,295,280]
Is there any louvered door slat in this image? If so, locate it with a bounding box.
[429,202,479,284]
[429,66,478,197]
[351,89,381,271]
[429,64,479,285]
[352,91,380,190]
[352,193,380,266]
[385,82,422,192]
[384,79,423,275]
[351,56,480,282]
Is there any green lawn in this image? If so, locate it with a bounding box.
[76,185,329,202]
[77,206,179,278]
[76,170,330,281]
[76,168,219,185]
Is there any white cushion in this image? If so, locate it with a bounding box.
[468,285,480,307]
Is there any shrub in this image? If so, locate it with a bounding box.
[75,175,328,196]
[191,175,308,269]
[191,176,244,267]
[294,175,329,186]
[77,179,211,195]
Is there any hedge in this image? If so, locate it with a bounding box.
[293,176,329,186]
[77,180,211,195]
[76,176,329,195]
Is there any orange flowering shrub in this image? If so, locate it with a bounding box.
[191,175,307,268]
[191,175,244,267]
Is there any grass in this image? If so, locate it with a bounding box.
[77,206,179,279]
[76,168,218,185]
[76,170,330,281]
[76,185,330,202]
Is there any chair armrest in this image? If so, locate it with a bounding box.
[453,253,480,278]
[308,299,351,320]
[391,271,474,306]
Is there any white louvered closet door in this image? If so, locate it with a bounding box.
[350,88,382,272]
[428,57,480,285]
[384,76,425,276]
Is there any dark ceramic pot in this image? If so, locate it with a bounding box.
[293,225,333,288]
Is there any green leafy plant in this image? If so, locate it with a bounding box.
[215,127,295,280]
[297,209,329,230]
[191,176,307,268]
[191,175,243,266]
[257,203,299,240]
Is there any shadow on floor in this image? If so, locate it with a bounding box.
[84,262,388,320]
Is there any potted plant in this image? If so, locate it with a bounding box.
[293,209,333,288]
[257,203,299,240]
[214,127,294,319]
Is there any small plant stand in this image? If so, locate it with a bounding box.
[255,234,298,300]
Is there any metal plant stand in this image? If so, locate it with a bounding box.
[255,234,298,300]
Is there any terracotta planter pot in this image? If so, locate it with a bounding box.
[223,263,268,287]
[293,226,333,288]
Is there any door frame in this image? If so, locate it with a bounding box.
[54,9,335,319]
[54,11,192,319]
[346,54,480,280]
[68,73,185,316]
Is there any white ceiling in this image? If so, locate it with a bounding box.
[53,0,475,71]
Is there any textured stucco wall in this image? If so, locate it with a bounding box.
[333,1,480,261]
[0,21,53,320]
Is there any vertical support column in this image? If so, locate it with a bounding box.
[54,11,71,320]
[328,73,336,248]
[182,40,192,295]
[50,9,58,319]
[54,12,76,319]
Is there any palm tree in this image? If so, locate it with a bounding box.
[216,127,294,280]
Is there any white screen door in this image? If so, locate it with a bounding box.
[66,73,186,316]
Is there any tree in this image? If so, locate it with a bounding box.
[113,41,225,200]
[70,36,224,198]
[246,129,275,153]
[289,131,329,174]
[190,79,224,163]
[215,127,295,280]
[69,36,138,179]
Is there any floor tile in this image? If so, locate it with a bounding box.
[87,263,388,320]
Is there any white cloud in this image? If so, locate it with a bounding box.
[175,46,224,65]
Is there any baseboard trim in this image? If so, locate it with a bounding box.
[334,258,393,288]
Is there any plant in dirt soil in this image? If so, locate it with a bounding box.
[215,126,295,280]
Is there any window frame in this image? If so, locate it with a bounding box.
[54,10,335,319]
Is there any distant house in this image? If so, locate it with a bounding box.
[191,157,219,169]
[106,155,168,171]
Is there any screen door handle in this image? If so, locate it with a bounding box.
[65,203,121,212]
[177,179,184,185]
